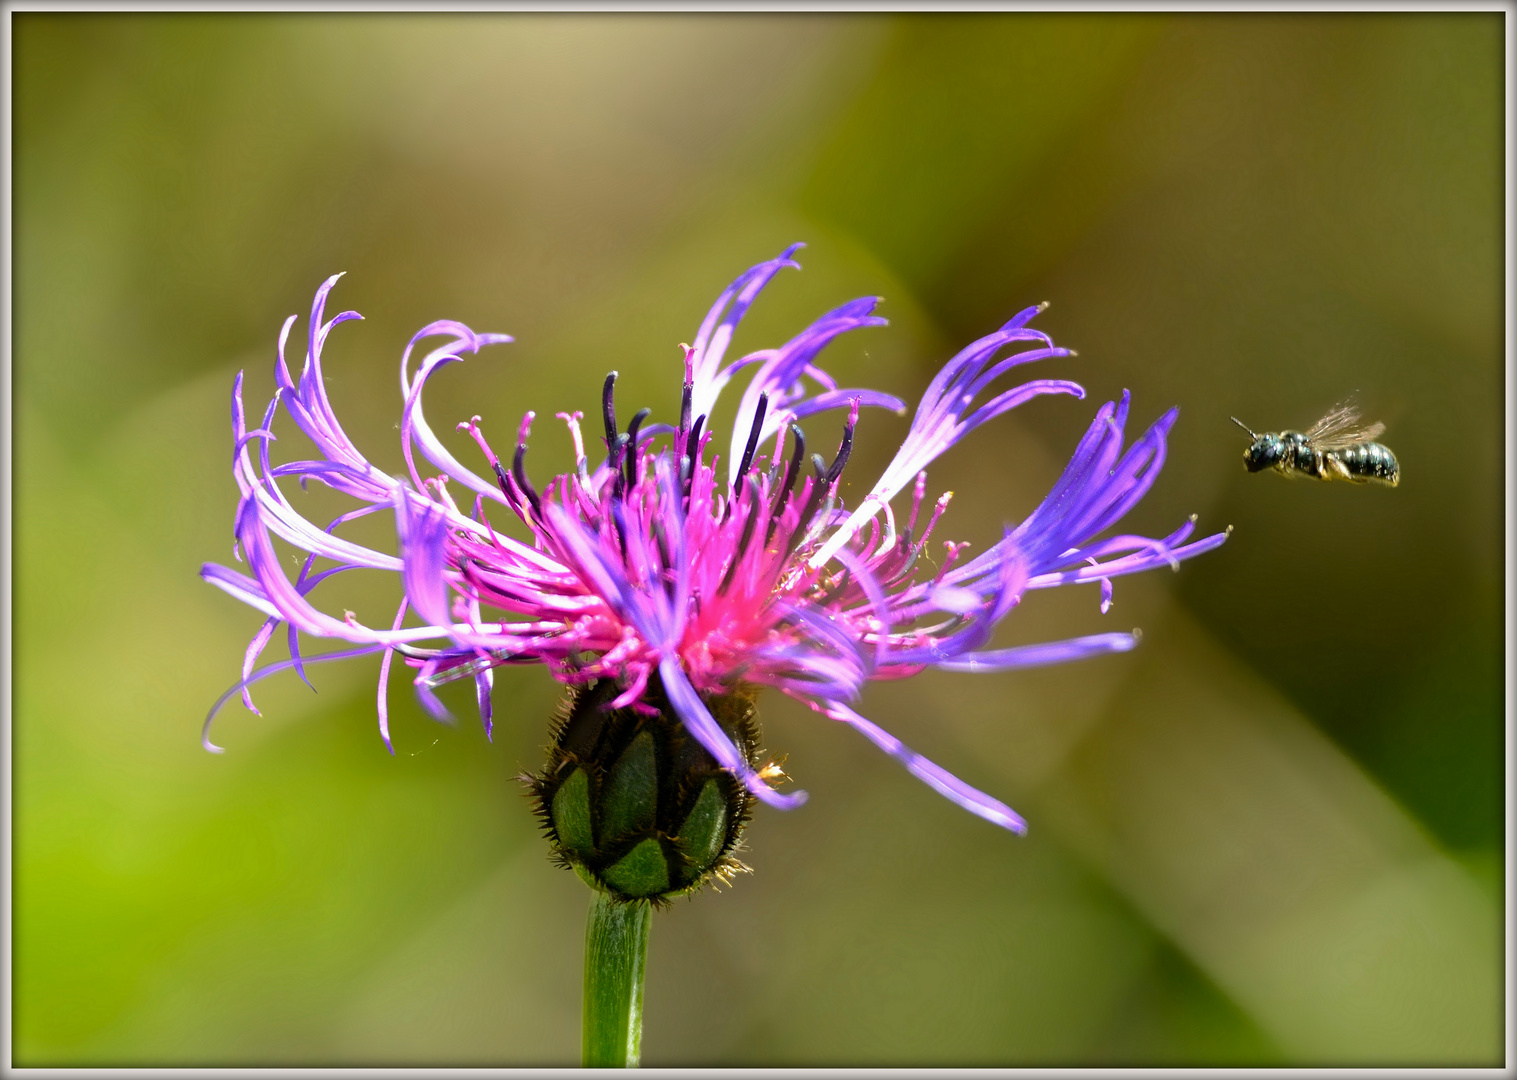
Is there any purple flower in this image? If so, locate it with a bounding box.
[202,246,1227,833]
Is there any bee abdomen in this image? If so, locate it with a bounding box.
[1328,441,1400,486]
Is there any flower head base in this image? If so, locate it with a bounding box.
[528,674,767,903]
[202,245,1228,840]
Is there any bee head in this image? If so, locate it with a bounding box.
[1242,433,1285,472]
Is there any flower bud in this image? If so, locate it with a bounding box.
[527,675,771,902]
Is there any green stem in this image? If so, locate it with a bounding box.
[582,890,651,1067]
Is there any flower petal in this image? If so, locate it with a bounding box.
[660,656,808,810]
[934,631,1137,672]
[822,700,1025,833]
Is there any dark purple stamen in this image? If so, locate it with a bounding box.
[610,433,631,500]
[735,393,769,487]
[625,408,652,488]
[824,410,857,487]
[725,394,769,523]
[682,415,707,507]
[651,519,674,580]
[793,452,829,538]
[719,477,763,594]
[766,424,807,545]
[779,425,807,508]
[391,642,442,660]
[609,498,630,563]
[791,414,854,541]
[489,460,514,502]
[883,545,921,586]
[678,377,693,444]
[601,371,620,463]
[512,440,542,515]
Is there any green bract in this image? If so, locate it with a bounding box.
[527,676,767,902]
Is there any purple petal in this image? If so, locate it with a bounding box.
[203,644,388,753]
[689,245,805,421]
[660,656,808,810]
[884,549,1029,665]
[393,490,455,628]
[934,631,1137,672]
[475,666,494,741]
[725,298,888,481]
[810,313,1080,570]
[287,620,314,691]
[1025,528,1230,589]
[201,562,279,618]
[376,597,410,754]
[831,546,892,669]
[785,389,906,421]
[925,585,984,615]
[958,379,1084,434]
[399,343,515,508]
[822,701,1025,833]
[239,617,280,714]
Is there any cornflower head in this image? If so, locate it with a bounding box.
[202,245,1227,900]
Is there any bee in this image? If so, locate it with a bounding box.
[1231,403,1400,487]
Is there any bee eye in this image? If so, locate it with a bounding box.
[1243,439,1283,472]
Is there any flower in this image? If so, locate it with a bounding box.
[202,245,1227,835]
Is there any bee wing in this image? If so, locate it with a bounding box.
[1305,403,1359,440]
[1306,403,1385,450]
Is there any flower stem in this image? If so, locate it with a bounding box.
[582,890,651,1067]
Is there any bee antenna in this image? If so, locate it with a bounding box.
[1230,416,1258,439]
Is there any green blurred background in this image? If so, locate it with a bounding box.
[12,12,1505,1066]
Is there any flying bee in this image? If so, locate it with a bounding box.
[1231,403,1400,487]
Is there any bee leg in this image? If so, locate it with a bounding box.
[1323,455,1354,482]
